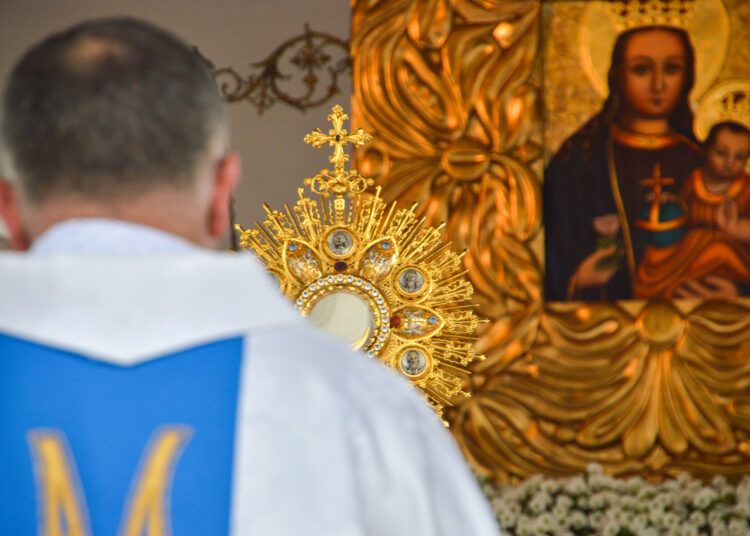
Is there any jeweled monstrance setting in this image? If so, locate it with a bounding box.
[236,105,482,417]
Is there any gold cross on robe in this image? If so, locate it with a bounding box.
[641,164,675,224]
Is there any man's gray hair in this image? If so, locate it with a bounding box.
[1,17,227,203]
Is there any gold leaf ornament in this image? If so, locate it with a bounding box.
[352,0,750,482]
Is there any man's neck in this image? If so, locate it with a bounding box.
[30,218,200,255]
[21,191,214,249]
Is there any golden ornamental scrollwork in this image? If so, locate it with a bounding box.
[351,0,750,482]
[351,0,544,362]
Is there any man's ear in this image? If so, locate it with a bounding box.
[0,179,30,250]
[208,153,241,239]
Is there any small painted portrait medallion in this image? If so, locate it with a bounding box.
[400,348,428,376]
[398,268,424,294]
[327,230,354,257]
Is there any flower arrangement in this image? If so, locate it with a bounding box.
[482,464,750,536]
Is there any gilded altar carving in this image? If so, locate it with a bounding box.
[351,0,750,482]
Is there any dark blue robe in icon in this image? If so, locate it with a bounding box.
[543,125,703,302]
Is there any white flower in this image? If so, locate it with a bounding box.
[523,474,543,492]
[680,524,700,536]
[661,511,680,528]
[606,507,626,525]
[536,512,555,532]
[528,490,552,514]
[498,511,516,529]
[712,475,729,489]
[589,474,609,491]
[661,491,679,509]
[626,476,646,494]
[631,513,648,531]
[589,492,608,509]
[735,500,750,517]
[650,494,668,511]
[565,475,587,495]
[485,473,750,536]
[668,524,686,536]
[515,519,533,536]
[678,490,695,505]
[490,497,506,512]
[586,462,604,476]
[532,519,551,536]
[613,478,628,493]
[619,495,638,511]
[638,487,656,501]
[552,504,567,521]
[602,491,620,507]
[647,507,663,525]
[506,502,521,516]
[567,511,587,529]
[554,495,573,511]
[589,511,605,528]
[693,487,718,509]
[540,479,560,494]
[688,510,706,527]
[503,486,525,503]
[729,518,749,536]
[685,479,703,495]
[671,502,688,519]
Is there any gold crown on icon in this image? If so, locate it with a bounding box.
[713,90,750,131]
[610,0,694,31]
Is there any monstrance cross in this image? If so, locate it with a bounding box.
[304,105,373,177]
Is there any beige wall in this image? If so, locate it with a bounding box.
[0,0,351,243]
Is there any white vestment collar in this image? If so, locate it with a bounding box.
[30,218,199,255]
[0,218,300,365]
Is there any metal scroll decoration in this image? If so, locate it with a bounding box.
[211,24,350,114]
[235,105,483,418]
[350,0,750,483]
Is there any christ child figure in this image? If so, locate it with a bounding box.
[711,123,750,242]
[635,121,750,299]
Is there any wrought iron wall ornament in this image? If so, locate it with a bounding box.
[208,24,350,114]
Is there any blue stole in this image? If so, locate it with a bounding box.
[0,332,244,535]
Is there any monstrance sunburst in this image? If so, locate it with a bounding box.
[236,105,482,417]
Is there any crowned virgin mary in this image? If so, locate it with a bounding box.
[544,8,706,301]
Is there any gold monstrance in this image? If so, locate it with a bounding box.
[236,105,482,417]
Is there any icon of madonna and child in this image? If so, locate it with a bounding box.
[544,2,750,302]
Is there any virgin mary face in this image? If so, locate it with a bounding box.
[619,29,687,119]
